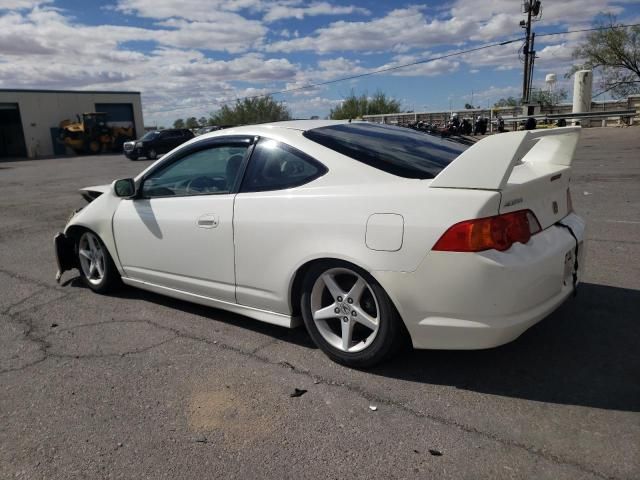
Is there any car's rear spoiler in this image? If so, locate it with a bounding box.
[429,127,581,191]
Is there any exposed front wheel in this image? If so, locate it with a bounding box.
[77,231,120,294]
[301,261,406,368]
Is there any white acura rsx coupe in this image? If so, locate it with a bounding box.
[54,120,585,367]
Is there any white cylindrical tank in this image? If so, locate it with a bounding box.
[545,73,557,85]
[572,70,592,113]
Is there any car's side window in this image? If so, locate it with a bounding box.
[240,139,327,193]
[141,144,249,198]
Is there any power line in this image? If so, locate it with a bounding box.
[245,38,523,98]
[150,37,524,115]
[151,22,640,116]
[536,22,640,38]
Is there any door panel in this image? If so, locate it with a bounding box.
[234,138,330,314]
[112,138,252,302]
[113,195,236,301]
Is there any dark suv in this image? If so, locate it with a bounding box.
[123,129,194,160]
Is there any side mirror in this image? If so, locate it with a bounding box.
[113,178,135,198]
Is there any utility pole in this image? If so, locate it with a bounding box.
[528,32,536,102]
[520,0,542,104]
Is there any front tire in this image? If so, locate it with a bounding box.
[147,149,157,160]
[301,261,406,368]
[77,231,120,294]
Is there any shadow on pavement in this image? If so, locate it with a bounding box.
[64,275,315,349]
[65,276,639,411]
[371,282,640,412]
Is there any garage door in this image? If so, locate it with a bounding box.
[95,102,135,132]
[0,103,27,158]
[95,103,136,150]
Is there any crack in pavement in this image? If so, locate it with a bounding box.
[0,269,623,480]
[1,287,48,316]
[0,268,66,293]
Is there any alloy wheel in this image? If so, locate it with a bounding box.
[78,232,106,286]
[310,267,380,353]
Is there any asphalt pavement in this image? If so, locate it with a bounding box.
[1,127,639,479]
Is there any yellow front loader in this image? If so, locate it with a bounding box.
[59,113,134,154]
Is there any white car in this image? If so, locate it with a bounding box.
[54,121,585,367]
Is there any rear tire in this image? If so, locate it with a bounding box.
[76,231,121,294]
[147,149,157,160]
[301,260,406,368]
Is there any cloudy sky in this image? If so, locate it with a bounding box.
[1,0,638,126]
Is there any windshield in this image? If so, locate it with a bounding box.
[141,131,160,141]
[303,123,467,179]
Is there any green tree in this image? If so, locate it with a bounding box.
[464,103,477,109]
[329,90,401,119]
[493,97,519,108]
[198,116,208,127]
[173,118,185,128]
[185,117,199,129]
[211,96,291,125]
[530,88,568,107]
[569,17,640,98]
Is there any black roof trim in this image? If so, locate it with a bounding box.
[0,88,141,95]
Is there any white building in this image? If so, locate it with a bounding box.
[0,89,144,159]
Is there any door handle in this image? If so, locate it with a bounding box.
[197,214,219,229]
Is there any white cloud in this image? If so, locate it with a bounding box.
[379,53,460,77]
[281,56,368,97]
[267,6,474,54]
[263,2,370,23]
[266,0,630,55]
[115,0,264,20]
[451,0,624,26]
[0,7,298,125]
[470,13,518,41]
[155,15,266,53]
[285,95,341,118]
[0,0,50,8]
[163,53,298,82]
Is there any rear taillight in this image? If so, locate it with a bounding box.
[433,209,542,252]
[566,187,573,213]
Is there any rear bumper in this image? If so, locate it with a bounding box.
[373,213,586,349]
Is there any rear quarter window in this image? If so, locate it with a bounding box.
[303,123,467,179]
[240,138,327,193]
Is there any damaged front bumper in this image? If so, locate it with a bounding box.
[54,232,77,283]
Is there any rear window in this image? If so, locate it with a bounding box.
[303,123,467,179]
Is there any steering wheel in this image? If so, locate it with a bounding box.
[185,176,226,194]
